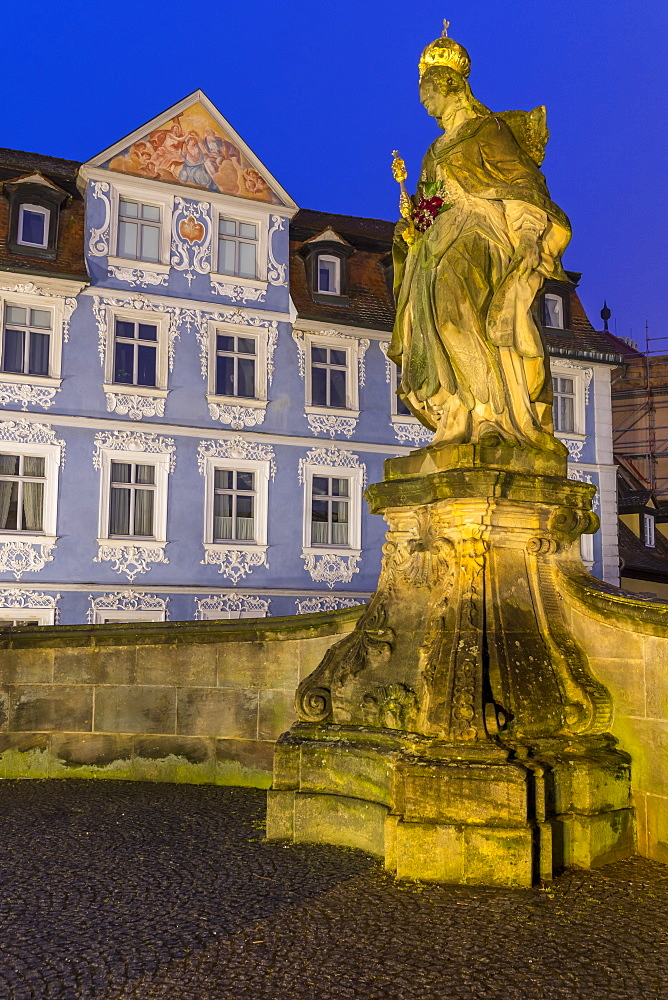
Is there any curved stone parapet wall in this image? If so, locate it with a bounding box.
[0,607,363,788]
[560,567,668,865]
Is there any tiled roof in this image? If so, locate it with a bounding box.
[290,209,624,360]
[0,148,86,281]
[0,148,81,197]
[619,519,668,579]
[290,209,396,332]
[291,209,396,251]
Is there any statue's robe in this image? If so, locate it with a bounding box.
[389,113,571,450]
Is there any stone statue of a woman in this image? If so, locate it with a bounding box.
[389,25,571,456]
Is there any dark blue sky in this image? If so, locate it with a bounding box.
[4,1,666,345]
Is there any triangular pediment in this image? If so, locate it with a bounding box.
[304,228,352,246]
[89,91,294,208]
[10,172,64,192]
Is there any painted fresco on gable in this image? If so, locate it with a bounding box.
[103,102,283,204]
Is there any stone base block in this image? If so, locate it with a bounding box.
[267,725,635,886]
[553,807,636,869]
[388,818,535,886]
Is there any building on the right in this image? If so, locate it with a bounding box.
[537,270,623,585]
[608,327,668,597]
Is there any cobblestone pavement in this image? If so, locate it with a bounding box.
[0,782,667,999]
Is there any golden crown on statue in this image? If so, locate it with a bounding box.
[418,19,471,80]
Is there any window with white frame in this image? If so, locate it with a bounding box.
[552,376,576,433]
[580,532,594,565]
[103,306,168,393]
[98,611,164,624]
[0,615,41,626]
[108,461,156,538]
[202,456,270,552]
[203,609,266,619]
[544,293,564,329]
[217,218,258,279]
[310,344,348,408]
[117,199,162,263]
[301,462,363,555]
[113,317,158,387]
[17,204,50,249]
[212,469,256,542]
[310,475,350,546]
[2,305,52,377]
[214,333,256,399]
[0,443,60,541]
[644,513,655,548]
[98,449,169,544]
[317,255,340,295]
[0,454,47,533]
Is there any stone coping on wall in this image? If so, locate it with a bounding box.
[560,567,668,635]
[0,604,367,651]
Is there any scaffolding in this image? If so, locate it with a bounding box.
[612,326,668,496]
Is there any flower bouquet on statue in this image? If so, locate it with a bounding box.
[411,181,452,232]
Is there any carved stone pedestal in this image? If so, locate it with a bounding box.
[267,443,635,885]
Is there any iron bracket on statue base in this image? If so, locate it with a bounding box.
[266,442,635,886]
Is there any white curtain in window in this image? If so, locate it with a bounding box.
[311,520,328,545]
[235,516,254,540]
[0,481,15,529]
[22,481,43,531]
[134,489,154,536]
[331,522,349,546]
[214,516,233,540]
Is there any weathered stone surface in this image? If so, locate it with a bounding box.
[53,645,136,685]
[11,685,92,732]
[216,738,274,773]
[2,647,53,684]
[134,734,214,764]
[258,689,296,741]
[94,685,176,735]
[51,732,133,766]
[136,643,216,686]
[293,791,388,855]
[176,687,258,739]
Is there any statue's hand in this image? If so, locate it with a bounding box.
[394,218,410,245]
[514,230,542,278]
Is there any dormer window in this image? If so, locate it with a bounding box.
[544,293,564,329]
[296,228,355,306]
[317,255,340,295]
[644,513,655,548]
[4,174,68,261]
[17,204,50,249]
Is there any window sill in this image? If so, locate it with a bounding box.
[311,292,349,307]
[7,242,57,261]
[0,533,57,545]
[209,273,268,290]
[107,256,170,274]
[206,394,267,409]
[203,541,267,553]
[302,545,361,558]
[390,412,420,424]
[305,405,360,418]
[0,373,62,388]
[556,431,585,441]
[97,537,166,549]
[104,384,168,398]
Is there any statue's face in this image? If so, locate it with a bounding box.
[420,76,449,121]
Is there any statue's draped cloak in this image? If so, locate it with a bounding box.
[389,113,571,449]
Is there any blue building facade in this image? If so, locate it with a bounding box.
[0,92,621,626]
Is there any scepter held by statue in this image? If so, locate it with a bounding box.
[391,150,417,246]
